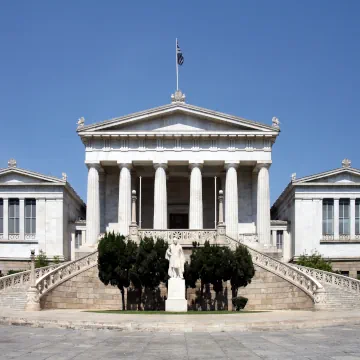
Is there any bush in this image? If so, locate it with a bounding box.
[297,251,333,272]
[7,269,24,275]
[53,255,61,264]
[35,250,49,268]
[232,296,248,311]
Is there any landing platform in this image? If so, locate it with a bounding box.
[1,308,360,332]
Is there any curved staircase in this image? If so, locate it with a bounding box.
[1,235,359,311]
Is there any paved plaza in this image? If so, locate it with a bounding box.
[1,324,360,360]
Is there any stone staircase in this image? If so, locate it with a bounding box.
[0,288,28,311]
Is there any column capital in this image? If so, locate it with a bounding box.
[85,161,101,170]
[117,162,132,169]
[255,161,272,171]
[189,160,204,170]
[153,162,168,170]
[224,161,239,170]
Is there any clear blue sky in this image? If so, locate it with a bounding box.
[1,0,359,204]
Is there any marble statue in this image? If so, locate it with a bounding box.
[166,238,185,279]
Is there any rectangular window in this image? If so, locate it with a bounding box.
[322,199,334,235]
[339,199,350,235]
[357,271,360,281]
[340,270,349,277]
[25,199,36,234]
[276,230,283,250]
[356,200,360,235]
[0,199,3,234]
[8,199,19,234]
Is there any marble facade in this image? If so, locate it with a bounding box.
[77,91,280,251]
[0,159,85,272]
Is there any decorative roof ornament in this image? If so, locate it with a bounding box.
[291,173,296,181]
[62,172,68,181]
[272,117,280,129]
[77,117,85,129]
[171,90,186,103]
[8,159,17,168]
[342,158,351,168]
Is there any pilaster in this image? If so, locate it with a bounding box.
[19,198,25,240]
[153,162,168,229]
[350,198,355,239]
[334,198,339,239]
[189,161,203,229]
[3,198,8,239]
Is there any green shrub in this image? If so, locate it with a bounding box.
[53,255,61,264]
[232,296,248,311]
[35,250,49,268]
[297,251,333,272]
[7,269,24,275]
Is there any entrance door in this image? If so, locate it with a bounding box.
[169,214,189,229]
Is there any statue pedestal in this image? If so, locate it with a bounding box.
[165,278,187,312]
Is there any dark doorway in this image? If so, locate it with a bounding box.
[169,214,188,229]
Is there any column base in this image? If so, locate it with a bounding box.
[166,278,187,312]
[25,287,40,311]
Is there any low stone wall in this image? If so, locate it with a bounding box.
[0,260,30,275]
[241,265,314,310]
[331,261,360,279]
[41,264,314,311]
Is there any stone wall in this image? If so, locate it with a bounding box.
[331,261,360,279]
[0,260,30,275]
[240,265,314,310]
[41,264,314,311]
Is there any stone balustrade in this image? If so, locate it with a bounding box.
[36,251,98,297]
[0,263,62,292]
[138,229,219,246]
[291,263,360,295]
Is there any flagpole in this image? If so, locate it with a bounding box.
[176,38,179,91]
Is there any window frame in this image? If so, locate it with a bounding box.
[276,230,283,250]
[339,198,350,236]
[25,199,36,235]
[322,199,334,235]
[8,199,20,235]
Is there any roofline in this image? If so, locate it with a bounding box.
[78,102,279,133]
[0,167,63,183]
[293,167,360,184]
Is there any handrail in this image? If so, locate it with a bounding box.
[225,236,324,301]
[0,263,63,292]
[291,263,360,295]
[36,251,98,297]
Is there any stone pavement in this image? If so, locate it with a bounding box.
[2,308,360,332]
[1,323,360,360]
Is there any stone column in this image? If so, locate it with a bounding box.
[86,163,100,246]
[99,170,106,234]
[334,198,339,239]
[3,198,8,239]
[350,198,355,239]
[129,190,139,242]
[25,249,40,311]
[216,190,226,244]
[272,230,277,247]
[153,162,167,229]
[257,162,271,245]
[225,162,239,240]
[118,163,132,236]
[19,198,25,239]
[189,162,203,229]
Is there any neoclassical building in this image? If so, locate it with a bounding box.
[0,160,85,272]
[77,91,280,252]
[272,159,360,278]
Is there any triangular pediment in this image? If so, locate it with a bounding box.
[294,168,360,185]
[78,103,279,134]
[0,168,64,185]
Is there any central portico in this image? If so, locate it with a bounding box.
[77,91,280,248]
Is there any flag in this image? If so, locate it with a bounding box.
[177,40,184,65]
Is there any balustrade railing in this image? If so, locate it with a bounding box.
[238,233,259,243]
[36,251,98,297]
[225,236,324,302]
[0,263,62,292]
[291,263,360,295]
[138,229,218,245]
